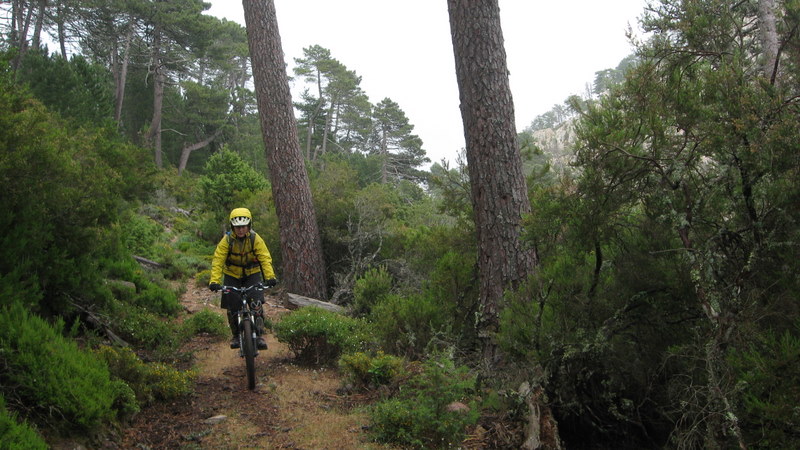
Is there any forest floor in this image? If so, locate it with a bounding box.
[115,280,395,450]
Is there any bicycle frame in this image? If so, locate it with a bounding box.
[221,283,267,389]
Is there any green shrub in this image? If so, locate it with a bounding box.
[134,282,181,315]
[154,242,208,281]
[195,269,212,287]
[274,307,370,365]
[0,64,148,315]
[120,212,162,257]
[370,293,448,359]
[106,279,137,301]
[732,326,800,449]
[112,303,178,351]
[94,345,195,405]
[497,287,556,362]
[175,233,216,256]
[338,351,406,390]
[368,354,478,448]
[0,303,131,432]
[0,395,47,449]
[179,308,228,340]
[199,147,269,216]
[353,266,393,316]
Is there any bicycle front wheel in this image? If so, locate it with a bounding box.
[241,319,256,390]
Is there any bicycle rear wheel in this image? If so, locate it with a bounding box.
[241,319,256,389]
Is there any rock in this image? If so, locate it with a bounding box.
[204,415,228,424]
[446,401,470,414]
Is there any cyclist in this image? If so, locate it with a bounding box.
[209,207,277,350]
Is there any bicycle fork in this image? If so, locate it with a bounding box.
[238,314,259,357]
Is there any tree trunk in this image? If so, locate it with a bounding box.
[178,127,224,175]
[11,0,33,70]
[31,0,48,51]
[242,0,329,300]
[19,2,33,55]
[146,28,165,168]
[305,70,324,160]
[56,0,66,58]
[321,99,334,155]
[114,26,133,124]
[758,0,780,84]
[447,0,537,369]
[380,128,389,184]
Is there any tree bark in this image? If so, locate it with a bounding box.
[145,27,165,168]
[55,0,67,58]
[31,0,48,51]
[114,26,133,124]
[242,0,329,300]
[447,0,537,369]
[758,0,780,83]
[178,127,224,175]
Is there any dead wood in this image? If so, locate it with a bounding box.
[133,255,163,269]
[282,292,345,314]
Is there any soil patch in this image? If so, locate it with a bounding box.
[118,283,388,449]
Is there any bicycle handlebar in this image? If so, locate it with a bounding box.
[220,283,270,294]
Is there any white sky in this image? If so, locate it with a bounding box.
[205,0,647,166]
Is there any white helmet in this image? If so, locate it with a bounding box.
[229,207,252,227]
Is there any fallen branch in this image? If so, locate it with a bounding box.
[284,292,345,314]
[69,300,130,347]
[133,255,163,269]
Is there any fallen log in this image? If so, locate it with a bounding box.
[284,292,345,314]
[69,300,130,347]
[133,255,163,269]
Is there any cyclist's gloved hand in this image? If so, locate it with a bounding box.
[209,283,222,292]
[264,278,277,287]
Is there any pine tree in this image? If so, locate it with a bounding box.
[242,0,328,300]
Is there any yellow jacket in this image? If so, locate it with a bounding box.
[210,231,276,284]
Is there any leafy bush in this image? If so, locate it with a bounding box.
[338,351,405,390]
[0,395,47,449]
[111,303,178,351]
[133,282,181,315]
[16,50,114,125]
[199,147,269,216]
[195,269,212,287]
[0,57,152,316]
[274,307,370,365]
[732,326,800,449]
[353,266,393,316]
[368,354,478,448]
[153,241,209,281]
[120,211,162,257]
[0,303,133,432]
[94,345,195,405]
[370,293,448,359]
[179,308,228,340]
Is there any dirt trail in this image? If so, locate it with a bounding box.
[120,282,388,449]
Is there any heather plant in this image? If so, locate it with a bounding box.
[179,308,229,340]
[94,345,195,405]
[338,351,406,390]
[110,302,178,351]
[0,303,134,432]
[352,266,393,316]
[0,395,47,449]
[731,326,800,448]
[274,307,371,365]
[369,293,448,359]
[368,353,478,448]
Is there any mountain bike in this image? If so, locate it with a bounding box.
[220,283,269,390]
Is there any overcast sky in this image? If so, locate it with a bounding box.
[205,0,647,166]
